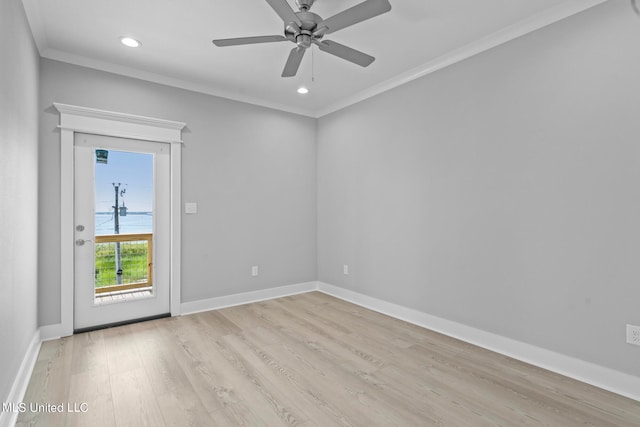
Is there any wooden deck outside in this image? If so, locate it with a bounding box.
[94,233,152,295]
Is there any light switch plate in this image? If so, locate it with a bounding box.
[627,324,640,346]
[185,202,197,214]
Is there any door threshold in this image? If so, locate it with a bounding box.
[74,312,171,334]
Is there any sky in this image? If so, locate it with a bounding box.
[94,150,153,212]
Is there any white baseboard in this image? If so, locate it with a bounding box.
[316,282,640,402]
[180,281,319,316]
[0,329,42,427]
[39,323,64,341]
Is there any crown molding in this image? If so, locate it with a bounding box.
[25,0,609,119]
[316,0,609,117]
[41,48,317,118]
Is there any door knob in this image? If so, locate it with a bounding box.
[75,239,93,246]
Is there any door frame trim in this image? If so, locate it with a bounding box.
[54,103,186,337]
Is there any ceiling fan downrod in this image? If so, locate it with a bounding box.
[296,0,315,11]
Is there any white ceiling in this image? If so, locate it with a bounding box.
[22,0,607,117]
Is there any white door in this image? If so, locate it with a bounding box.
[74,133,171,331]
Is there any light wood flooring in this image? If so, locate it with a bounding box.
[17,292,640,426]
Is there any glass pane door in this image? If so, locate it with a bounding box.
[93,150,154,303]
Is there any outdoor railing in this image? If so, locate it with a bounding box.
[94,233,153,294]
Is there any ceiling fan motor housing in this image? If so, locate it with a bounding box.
[286,11,323,47]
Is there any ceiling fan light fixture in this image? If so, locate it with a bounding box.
[120,37,141,48]
[297,87,309,94]
[212,0,392,78]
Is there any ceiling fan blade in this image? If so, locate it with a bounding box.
[315,40,374,67]
[212,35,288,47]
[282,46,306,77]
[317,0,391,35]
[264,0,302,26]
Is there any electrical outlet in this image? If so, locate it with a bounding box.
[627,324,640,346]
[343,265,349,275]
[251,266,259,277]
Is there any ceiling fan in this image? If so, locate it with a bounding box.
[212,0,392,77]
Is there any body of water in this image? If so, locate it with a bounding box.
[95,212,153,235]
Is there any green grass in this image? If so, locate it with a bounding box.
[95,241,149,288]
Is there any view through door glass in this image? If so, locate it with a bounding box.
[94,150,155,303]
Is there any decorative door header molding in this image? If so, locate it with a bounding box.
[53,103,186,144]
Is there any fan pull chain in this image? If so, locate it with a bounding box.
[311,45,315,83]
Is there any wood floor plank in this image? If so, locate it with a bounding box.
[70,329,108,375]
[163,315,299,426]
[17,292,640,426]
[110,367,166,427]
[224,330,369,426]
[218,333,311,426]
[17,337,74,427]
[103,325,143,375]
[301,292,473,353]
[254,332,436,426]
[248,300,387,373]
[198,310,243,337]
[134,325,217,426]
[68,370,116,427]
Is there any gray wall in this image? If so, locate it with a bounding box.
[39,60,317,325]
[0,0,40,403]
[317,0,640,377]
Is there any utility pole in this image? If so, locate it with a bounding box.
[113,183,124,284]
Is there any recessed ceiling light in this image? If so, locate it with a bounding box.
[120,37,141,48]
[297,87,309,94]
